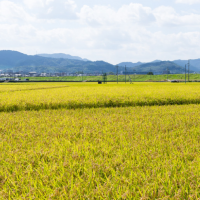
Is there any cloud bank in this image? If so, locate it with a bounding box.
[176,0,200,5]
[0,0,200,63]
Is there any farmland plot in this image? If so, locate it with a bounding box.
[0,83,200,199]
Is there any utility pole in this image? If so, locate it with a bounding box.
[82,66,83,82]
[125,65,127,84]
[116,65,118,84]
[150,67,152,79]
[133,69,136,82]
[188,59,190,82]
[167,67,168,80]
[185,64,187,84]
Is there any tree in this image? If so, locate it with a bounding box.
[147,72,154,75]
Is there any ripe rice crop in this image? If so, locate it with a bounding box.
[0,82,200,112]
[0,82,200,199]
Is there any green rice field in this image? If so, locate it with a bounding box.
[7,73,200,82]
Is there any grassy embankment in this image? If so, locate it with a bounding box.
[18,73,200,82]
[0,83,200,199]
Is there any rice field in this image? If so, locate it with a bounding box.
[0,82,200,199]
[1,82,200,112]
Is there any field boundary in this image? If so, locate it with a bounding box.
[0,98,200,113]
[1,80,200,83]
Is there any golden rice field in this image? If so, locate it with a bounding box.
[0,82,200,199]
[1,82,200,111]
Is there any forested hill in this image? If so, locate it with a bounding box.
[132,61,186,74]
[0,50,118,73]
[118,59,200,72]
[0,50,194,74]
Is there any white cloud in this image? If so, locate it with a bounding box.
[176,0,200,5]
[79,4,200,29]
[79,5,116,26]
[79,4,156,27]
[118,4,156,25]
[0,1,200,63]
[23,0,44,8]
[1,20,200,63]
[0,1,34,23]
[154,6,200,27]
[23,0,78,19]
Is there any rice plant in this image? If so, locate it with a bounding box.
[0,82,200,199]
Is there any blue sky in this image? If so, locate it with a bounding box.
[0,0,200,64]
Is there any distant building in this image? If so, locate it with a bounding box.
[40,73,47,77]
[14,74,22,77]
[6,70,13,74]
[54,72,63,76]
[29,72,37,77]
[15,71,26,75]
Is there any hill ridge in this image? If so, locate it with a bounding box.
[0,50,198,73]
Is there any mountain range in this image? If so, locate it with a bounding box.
[118,59,200,72]
[0,50,118,73]
[121,61,186,74]
[0,50,199,74]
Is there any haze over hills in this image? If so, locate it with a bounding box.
[131,61,186,74]
[118,60,163,67]
[117,62,143,68]
[0,50,198,74]
[173,59,200,72]
[38,53,89,62]
[118,59,200,72]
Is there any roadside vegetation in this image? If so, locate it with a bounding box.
[14,73,200,82]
